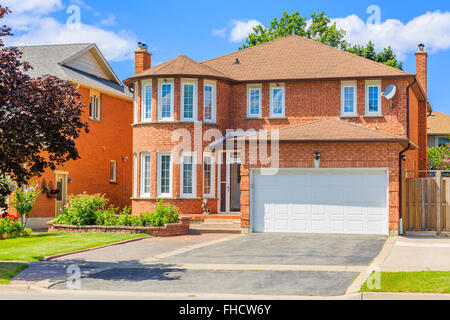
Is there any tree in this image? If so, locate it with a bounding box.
[240,10,403,70]
[0,6,89,210]
[427,144,450,171]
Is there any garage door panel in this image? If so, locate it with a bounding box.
[252,169,389,235]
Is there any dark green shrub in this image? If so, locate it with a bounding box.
[54,193,108,225]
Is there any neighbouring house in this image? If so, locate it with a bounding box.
[12,44,133,230]
[427,111,450,147]
[124,35,430,236]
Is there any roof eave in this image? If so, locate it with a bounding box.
[123,73,233,87]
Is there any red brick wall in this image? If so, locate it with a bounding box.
[130,75,424,233]
[25,86,133,218]
[239,142,403,232]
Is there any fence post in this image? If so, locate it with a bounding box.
[436,171,442,235]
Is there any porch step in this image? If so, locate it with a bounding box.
[189,221,242,234]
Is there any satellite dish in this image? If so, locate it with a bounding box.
[382,84,397,108]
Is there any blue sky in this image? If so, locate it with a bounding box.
[3,0,450,113]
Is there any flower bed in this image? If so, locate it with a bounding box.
[47,217,190,237]
[0,213,32,240]
[49,194,190,237]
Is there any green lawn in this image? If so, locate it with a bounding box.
[361,272,450,293]
[0,232,148,261]
[0,263,29,284]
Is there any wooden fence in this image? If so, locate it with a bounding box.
[403,171,450,234]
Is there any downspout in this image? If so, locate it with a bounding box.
[399,78,416,234]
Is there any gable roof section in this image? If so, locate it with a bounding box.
[201,35,413,82]
[125,55,231,85]
[428,111,450,135]
[239,119,413,147]
[17,44,132,98]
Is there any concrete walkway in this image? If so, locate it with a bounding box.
[380,236,450,272]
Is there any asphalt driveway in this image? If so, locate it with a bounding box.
[159,233,387,266]
[15,233,387,297]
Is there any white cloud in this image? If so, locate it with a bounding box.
[100,13,116,26]
[229,19,261,42]
[333,10,450,58]
[1,0,136,62]
[212,28,226,38]
[0,0,63,14]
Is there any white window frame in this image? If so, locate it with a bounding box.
[133,82,138,124]
[140,152,151,198]
[89,95,101,121]
[247,85,262,118]
[180,152,196,198]
[341,81,357,117]
[269,83,285,118]
[157,152,173,198]
[203,81,217,123]
[109,160,117,183]
[133,153,137,198]
[141,80,152,122]
[365,80,382,116]
[158,79,174,121]
[203,153,215,198]
[181,79,198,122]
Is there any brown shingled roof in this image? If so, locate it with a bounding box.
[428,111,450,135]
[124,55,231,85]
[239,119,414,147]
[201,35,413,82]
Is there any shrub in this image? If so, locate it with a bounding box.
[0,214,23,240]
[428,145,450,170]
[54,193,108,226]
[141,200,179,227]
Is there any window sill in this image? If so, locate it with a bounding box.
[245,116,263,120]
[89,118,102,123]
[109,181,118,185]
[132,121,219,126]
[268,116,287,120]
[364,114,384,118]
[131,197,216,201]
[340,114,358,118]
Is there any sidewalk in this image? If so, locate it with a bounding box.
[380,236,450,272]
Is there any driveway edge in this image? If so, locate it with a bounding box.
[345,236,397,294]
[41,236,151,261]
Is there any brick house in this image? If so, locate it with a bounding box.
[14,44,133,230]
[427,111,450,147]
[124,36,429,235]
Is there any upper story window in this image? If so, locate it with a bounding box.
[247,85,262,118]
[341,81,357,116]
[158,79,174,121]
[270,83,285,118]
[141,80,152,122]
[157,152,172,198]
[180,152,196,198]
[365,81,382,116]
[133,83,138,123]
[181,80,198,121]
[203,81,216,123]
[89,93,101,121]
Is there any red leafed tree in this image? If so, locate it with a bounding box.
[0,6,89,210]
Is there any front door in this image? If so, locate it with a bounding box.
[218,151,241,213]
[55,172,68,216]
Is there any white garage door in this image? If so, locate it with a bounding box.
[252,169,389,235]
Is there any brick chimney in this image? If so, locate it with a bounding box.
[135,42,151,74]
[415,43,428,95]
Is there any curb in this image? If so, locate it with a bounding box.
[41,236,151,261]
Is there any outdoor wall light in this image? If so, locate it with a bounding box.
[402,155,407,161]
[314,152,321,169]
